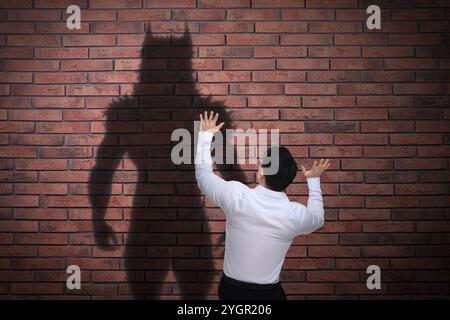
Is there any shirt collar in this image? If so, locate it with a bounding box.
[255,185,289,200]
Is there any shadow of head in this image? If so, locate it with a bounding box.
[104,25,230,131]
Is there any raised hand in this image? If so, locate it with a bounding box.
[199,111,225,133]
[301,158,331,178]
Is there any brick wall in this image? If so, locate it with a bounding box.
[0,0,449,299]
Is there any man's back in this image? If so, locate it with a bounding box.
[219,181,324,284]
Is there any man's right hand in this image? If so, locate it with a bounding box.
[301,159,331,178]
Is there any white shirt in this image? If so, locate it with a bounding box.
[195,131,325,284]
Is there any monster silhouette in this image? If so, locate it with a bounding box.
[89,26,247,299]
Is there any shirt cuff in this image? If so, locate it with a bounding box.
[307,177,321,191]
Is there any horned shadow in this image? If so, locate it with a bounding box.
[88,27,247,299]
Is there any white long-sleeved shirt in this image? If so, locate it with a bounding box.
[195,131,325,284]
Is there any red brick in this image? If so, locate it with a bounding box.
[363,71,414,82]
[336,134,388,145]
[311,21,361,33]
[230,84,282,95]
[7,35,60,46]
[390,134,442,145]
[303,96,355,108]
[200,0,250,8]
[331,59,382,70]
[385,58,437,70]
[117,9,170,21]
[361,121,413,133]
[61,60,112,72]
[339,83,391,95]
[394,84,444,95]
[357,96,409,108]
[248,96,300,107]
[92,22,144,34]
[305,121,358,133]
[12,134,64,146]
[36,22,89,34]
[227,34,278,46]
[281,34,332,45]
[67,85,119,96]
[395,159,447,170]
[37,122,89,133]
[307,0,357,8]
[335,34,387,45]
[6,60,58,71]
[362,246,415,257]
[0,49,22,59]
[278,58,329,70]
[336,109,387,120]
[198,71,250,82]
[7,10,61,20]
[40,147,92,158]
[341,159,393,170]
[11,110,63,123]
[89,0,140,8]
[281,109,333,120]
[366,196,419,208]
[282,8,333,20]
[35,48,88,59]
[0,122,34,133]
[0,147,36,158]
[63,35,116,46]
[286,84,336,95]
[363,46,414,57]
[281,134,333,145]
[11,85,64,96]
[391,34,442,45]
[0,72,32,83]
[16,183,68,195]
[364,146,416,157]
[341,184,393,195]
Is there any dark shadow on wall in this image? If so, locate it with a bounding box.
[88,26,247,299]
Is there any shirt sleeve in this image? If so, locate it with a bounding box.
[294,177,325,235]
[194,130,248,214]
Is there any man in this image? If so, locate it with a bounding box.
[195,111,331,300]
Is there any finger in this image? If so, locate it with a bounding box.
[301,165,307,175]
[312,160,318,169]
[213,112,219,123]
[204,111,208,121]
[217,122,225,130]
[199,114,204,130]
[209,110,214,120]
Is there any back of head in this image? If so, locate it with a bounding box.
[261,146,298,192]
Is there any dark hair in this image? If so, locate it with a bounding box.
[261,146,298,192]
